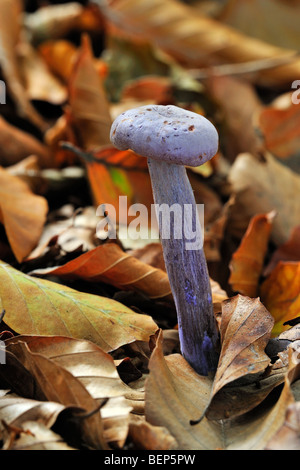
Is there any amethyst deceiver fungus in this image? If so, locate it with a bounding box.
[110,105,219,376]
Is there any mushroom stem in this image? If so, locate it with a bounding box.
[148,158,219,375]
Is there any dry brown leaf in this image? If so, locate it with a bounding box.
[129,415,177,450]
[30,242,227,307]
[260,261,300,336]
[265,343,300,449]
[264,225,300,276]
[220,0,300,50]
[229,212,275,297]
[1,420,76,450]
[7,155,47,195]
[18,42,67,104]
[3,340,108,449]
[258,95,300,173]
[206,76,263,161]
[128,243,166,271]
[30,242,173,302]
[39,39,108,84]
[68,34,112,150]
[0,0,47,130]
[24,3,103,43]
[0,167,48,262]
[99,0,300,86]
[228,152,300,245]
[121,76,173,103]
[6,335,142,448]
[0,390,65,432]
[145,329,295,449]
[265,402,300,450]
[214,296,274,392]
[0,116,51,168]
[204,295,276,419]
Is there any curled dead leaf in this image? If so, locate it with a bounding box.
[229,212,275,297]
[260,261,300,336]
[0,167,48,262]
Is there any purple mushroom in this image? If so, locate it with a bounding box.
[110,104,219,375]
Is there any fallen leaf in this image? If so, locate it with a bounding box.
[265,402,300,450]
[0,388,67,449]
[30,242,173,302]
[6,335,142,448]
[258,96,300,173]
[24,2,85,43]
[3,341,107,449]
[7,155,47,195]
[145,329,295,449]
[0,260,158,352]
[129,415,177,450]
[229,212,275,297]
[85,146,153,224]
[0,0,47,130]
[260,261,300,336]
[2,420,76,450]
[228,152,300,245]
[265,343,300,449]
[18,42,67,104]
[39,39,108,84]
[220,0,300,50]
[204,295,275,419]
[0,116,51,168]
[264,225,300,276]
[128,243,165,272]
[99,0,300,86]
[206,75,263,161]
[0,167,48,262]
[121,76,173,103]
[68,34,112,150]
[212,295,273,393]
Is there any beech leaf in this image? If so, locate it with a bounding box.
[0,167,48,262]
[99,0,300,86]
[30,243,173,302]
[145,329,296,450]
[5,334,144,447]
[228,152,300,245]
[0,261,158,351]
[229,212,275,297]
[260,261,300,336]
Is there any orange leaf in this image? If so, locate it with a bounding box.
[0,116,51,168]
[86,147,153,221]
[31,243,173,302]
[264,225,300,276]
[260,261,300,336]
[0,0,47,131]
[102,0,300,86]
[229,212,275,297]
[259,99,300,165]
[39,39,107,84]
[0,167,48,262]
[68,34,111,149]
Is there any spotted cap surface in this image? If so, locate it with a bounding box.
[110,104,218,167]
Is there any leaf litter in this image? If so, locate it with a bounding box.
[0,0,300,451]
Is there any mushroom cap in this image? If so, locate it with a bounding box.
[110,104,218,166]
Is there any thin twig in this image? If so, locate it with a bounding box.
[189,52,299,80]
[60,142,148,173]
